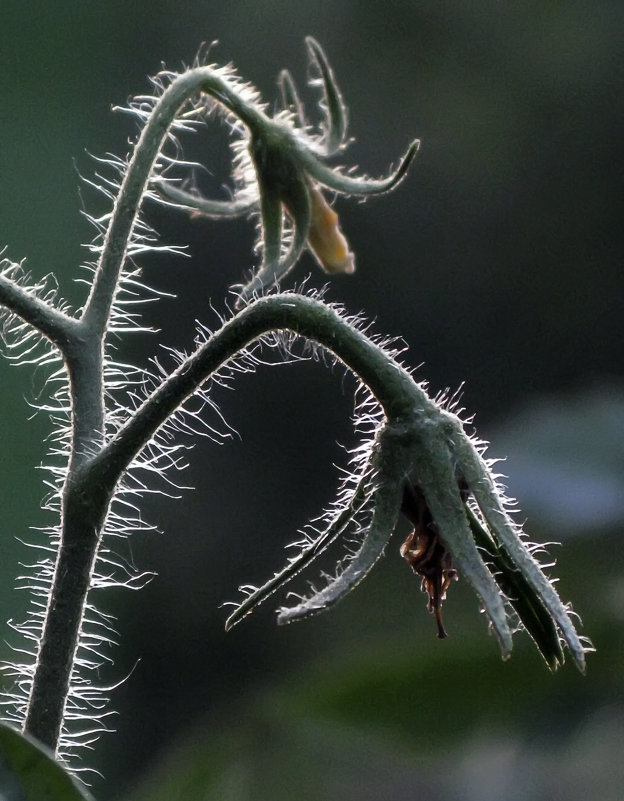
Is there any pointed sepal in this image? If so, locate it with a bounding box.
[152,179,255,218]
[465,504,565,671]
[302,139,420,196]
[305,36,348,155]
[235,170,311,306]
[278,69,306,129]
[224,474,372,631]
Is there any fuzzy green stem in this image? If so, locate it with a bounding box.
[65,341,105,466]
[91,293,425,488]
[23,481,110,751]
[22,337,114,750]
[23,292,424,754]
[0,274,77,349]
[19,66,272,756]
[81,67,266,336]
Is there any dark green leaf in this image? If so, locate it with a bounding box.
[0,722,95,801]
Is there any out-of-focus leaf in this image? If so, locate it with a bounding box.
[0,722,94,801]
[489,388,624,531]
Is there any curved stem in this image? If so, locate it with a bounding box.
[92,293,424,489]
[20,65,273,756]
[81,67,267,337]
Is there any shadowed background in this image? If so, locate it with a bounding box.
[1,2,623,799]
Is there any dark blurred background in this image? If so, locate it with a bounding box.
[1,2,623,799]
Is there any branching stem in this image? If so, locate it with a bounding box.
[3,40,586,774]
[23,292,425,752]
[20,66,271,753]
[0,274,77,349]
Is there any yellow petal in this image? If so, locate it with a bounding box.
[306,184,355,274]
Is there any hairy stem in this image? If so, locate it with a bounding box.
[24,292,425,753]
[81,67,265,336]
[0,274,77,349]
[93,293,424,487]
[19,67,274,752]
[23,482,110,750]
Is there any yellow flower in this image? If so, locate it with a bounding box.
[306,184,355,275]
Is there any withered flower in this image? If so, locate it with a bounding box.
[225,383,591,673]
[400,480,458,639]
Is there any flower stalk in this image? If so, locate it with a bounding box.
[222,303,588,673]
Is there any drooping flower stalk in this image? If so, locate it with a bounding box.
[224,310,590,673]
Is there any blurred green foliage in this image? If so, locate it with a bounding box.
[125,532,622,801]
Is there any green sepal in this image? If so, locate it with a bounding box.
[465,505,565,671]
[236,164,311,306]
[301,139,420,196]
[305,37,348,155]
[152,179,255,218]
[225,474,372,631]
[277,471,403,625]
[278,69,306,129]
